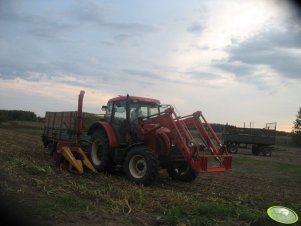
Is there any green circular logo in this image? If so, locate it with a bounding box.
[267,206,298,224]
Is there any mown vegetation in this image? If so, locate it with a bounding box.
[0,121,300,225]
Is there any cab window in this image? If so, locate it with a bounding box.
[106,102,113,121]
[113,101,126,121]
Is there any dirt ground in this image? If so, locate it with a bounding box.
[0,122,300,226]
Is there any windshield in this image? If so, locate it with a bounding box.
[130,102,159,122]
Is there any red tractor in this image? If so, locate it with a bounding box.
[42,91,231,185]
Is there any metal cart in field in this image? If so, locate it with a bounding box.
[222,123,276,156]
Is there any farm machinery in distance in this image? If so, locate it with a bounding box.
[223,123,276,156]
[42,91,232,185]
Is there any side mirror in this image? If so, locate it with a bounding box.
[101,105,108,111]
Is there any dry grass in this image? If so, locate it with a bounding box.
[0,121,300,225]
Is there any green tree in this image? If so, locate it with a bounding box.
[0,110,37,122]
[292,107,301,147]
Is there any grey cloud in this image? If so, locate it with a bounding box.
[215,29,301,80]
[0,2,102,78]
[0,1,77,42]
[123,69,164,80]
[28,23,76,41]
[69,1,158,34]
[1,0,157,44]
[122,68,181,84]
[186,71,218,80]
[214,1,301,81]
[187,22,203,33]
[69,1,105,23]
[114,34,131,42]
[0,1,29,22]
[214,62,254,77]
[102,21,157,33]
[287,0,301,20]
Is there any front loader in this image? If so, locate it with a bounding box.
[42,91,231,185]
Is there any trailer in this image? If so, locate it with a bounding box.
[222,123,276,156]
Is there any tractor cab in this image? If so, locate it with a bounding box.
[102,95,161,144]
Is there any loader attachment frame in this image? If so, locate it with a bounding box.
[139,107,232,172]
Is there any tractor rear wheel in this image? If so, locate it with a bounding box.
[88,129,113,172]
[167,163,199,182]
[124,146,158,186]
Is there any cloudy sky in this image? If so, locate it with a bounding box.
[0,0,300,131]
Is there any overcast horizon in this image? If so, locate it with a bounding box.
[1,0,301,132]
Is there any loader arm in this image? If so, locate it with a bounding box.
[139,107,232,172]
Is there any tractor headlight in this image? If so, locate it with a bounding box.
[188,142,195,148]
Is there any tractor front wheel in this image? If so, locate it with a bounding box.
[124,146,158,186]
[167,163,199,182]
[88,129,113,172]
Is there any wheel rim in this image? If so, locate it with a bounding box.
[91,139,103,166]
[228,143,238,153]
[174,165,189,176]
[129,155,147,179]
[264,149,271,156]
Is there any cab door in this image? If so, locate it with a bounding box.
[110,101,127,144]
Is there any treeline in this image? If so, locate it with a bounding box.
[0,110,43,122]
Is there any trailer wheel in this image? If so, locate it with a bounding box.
[124,146,158,186]
[262,146,272,157]
[227,143,238,154]
[167,163,199,182]
[88,129,113,172]
[252,145,260,156]
[47,142,57,156]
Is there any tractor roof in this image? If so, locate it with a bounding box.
[108,95,160,104]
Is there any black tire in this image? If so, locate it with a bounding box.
[47,142,57,156]
[55,152,64,167]
[252,145,260,156]
[262,146,272,157]
[227,143,238,154]
[123,146,158,186]
[88,129,113,172]
[167,163,199,182]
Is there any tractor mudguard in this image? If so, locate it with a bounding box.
[88,121,119,148]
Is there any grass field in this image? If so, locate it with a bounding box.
[0,121,300,226]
